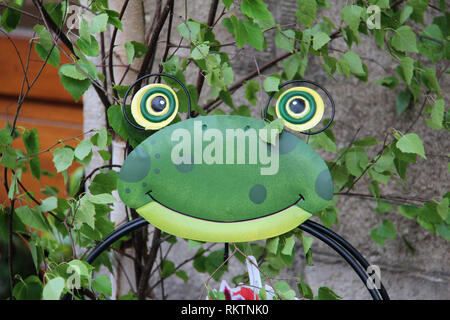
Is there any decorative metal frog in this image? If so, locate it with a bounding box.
[63,74,389,300]
[117,74,335,243]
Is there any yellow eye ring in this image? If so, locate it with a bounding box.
[131,83,179,130]
[275,86,325,132]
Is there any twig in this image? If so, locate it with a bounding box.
[137,228,161,299]
[136,0,174,89]
[195,0,219,97]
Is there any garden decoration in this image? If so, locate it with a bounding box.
[66,73,390,300]
[207,256,276,300]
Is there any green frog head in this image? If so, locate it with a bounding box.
[117,75,335,243]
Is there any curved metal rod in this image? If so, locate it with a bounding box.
[299,222,382,300]
[63,217,388,300]
[263,79,336,136]
[303,220,390,300]
[122,73,192,131]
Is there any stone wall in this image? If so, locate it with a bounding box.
[141,0,449,300]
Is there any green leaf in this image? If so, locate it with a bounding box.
[74,139,92,160]
[243,20,264,51]
[23,128,41,179]
[89,193,116,204]
[396,89,412,115]
[222,0,233,10]
[77,196,96,229]
[281,235,296,256]
[43,277,65,300]
[175,270,189,283]
[13,275,43,300]
[297,276,314,299]
[223,16,248,48]
[77,34,99,57]
[396,133,426,159]
[33,25,60,68]
[370,219,396,246]
[296,0,317,27]
[425,99,445,130]
[240,0,274,23]
[316,287,341,300]
[177,20,201,42]
[52,147,74,172]
[340,51,365,76]
[391,26,419,53]
[263,75,280,92]
[245,80,260,106]
[354,137,379,147]
[89,171,118,195]
[161,260,176,278]
[345,147,369,176]
[91,126,108,149]
[421,67,441,93]
[341,5,364,32]
[408,0,428,24]
[124,41,148,64]
[90,13,108,34]
[15,206,50,232]
[191,43,210,60]
[105,9,123,30]
[302,235,314,256]
[399,5,414,24]
[1,3,22,32]
[399,57,414,85]
[312,31,331,50]
[266,237,279,254]
[373,76,398,89]
[275,29,295,52]
[398,205,420,219]
[40,196,58,212]
[259,118,284,145]
[92,274,112,296]
[59,69,91,102]
[274,281,296,300]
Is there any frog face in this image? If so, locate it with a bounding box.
[117,77,335,242]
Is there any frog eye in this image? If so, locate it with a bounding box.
[275,86,324,132]
[130,83,179,130]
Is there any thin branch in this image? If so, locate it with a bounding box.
[203,52,292,113]
[195,0,219,97]
[109,0,130,99]
[137,228,161,299]
[136,0,174,89]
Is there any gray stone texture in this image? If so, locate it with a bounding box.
[139,0,449,300]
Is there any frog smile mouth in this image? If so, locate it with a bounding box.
[144,190,305,223]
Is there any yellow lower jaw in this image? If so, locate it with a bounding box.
[136,202,312,243]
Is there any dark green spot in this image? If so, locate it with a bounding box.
[176,162,194,173]
[315,169,333,201]
[118,146,151,183]
[125,188,130,193]
[155,153,160,159]
[249,184,267,204]
[142,182,147,187]
[154,168,160,174]
[279,132,298,155]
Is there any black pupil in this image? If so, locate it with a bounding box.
[289,98,306,114]
[151,96,166,112]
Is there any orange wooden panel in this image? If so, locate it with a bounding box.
[0,36,76,103]
[0,101,83,202]
[0,97,82,125]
